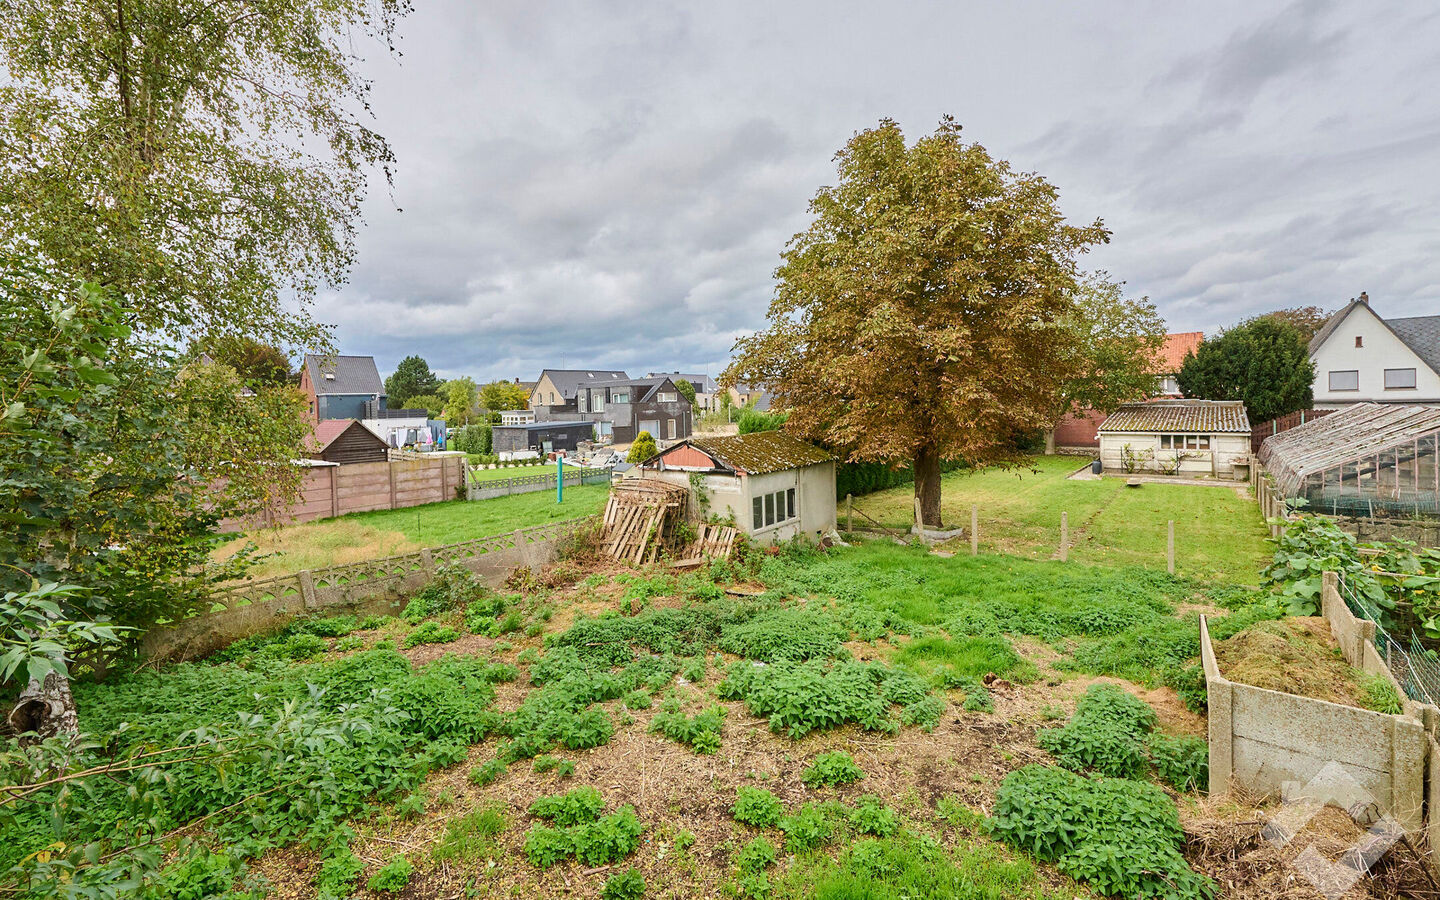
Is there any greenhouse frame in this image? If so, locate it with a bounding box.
[1259,402,1440,518]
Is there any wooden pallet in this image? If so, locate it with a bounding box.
[601,479,691,563]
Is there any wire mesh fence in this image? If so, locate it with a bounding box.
[1338,572,1440,707]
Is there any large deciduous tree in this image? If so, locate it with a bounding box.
[725,118,1108,527]
[386,356,442,407]
[0,0,410,347]
[443,377,480,426]
[1177,317,1315,422]
[1050,273,1168,426]
[1255,306,1332,341]
[479,380,530,413]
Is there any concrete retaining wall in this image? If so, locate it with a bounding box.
[1202,613,1427,831]
[141,517,595,663]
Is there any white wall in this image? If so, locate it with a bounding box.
[641,462,837,545]
[1099,433,1249,478]
[1311,304,1440,406]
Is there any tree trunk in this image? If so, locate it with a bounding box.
[913,444,942,529]
[1044,429,1055,455]
[8,670,79,745]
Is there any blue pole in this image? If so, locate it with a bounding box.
[557,453,564,503]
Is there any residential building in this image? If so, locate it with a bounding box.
[1053,332,1205,449]
[575,375,694,443]
[638,431,836,545]
[500,409,536,425]
[1309,293,1440,408]
[529,368,629,418]
[727,383,772,411]
[493,421,595,459]
[647,372,719,410]
[1097,399,1251,478]
[300,354,387,423]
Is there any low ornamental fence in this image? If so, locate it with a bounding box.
[464,466,611,501]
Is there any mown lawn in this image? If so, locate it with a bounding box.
[216,483,610,578]
[851,455,1270,582]
[466,464,556,482]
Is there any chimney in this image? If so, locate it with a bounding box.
[1359,291,1369,305]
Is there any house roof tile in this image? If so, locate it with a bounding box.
[1156,332,1204,373]
[304,354,384,396]
[651,430,833,475]
[1098,400,1250,434]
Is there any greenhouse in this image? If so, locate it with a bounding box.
[1259,402,1440,517]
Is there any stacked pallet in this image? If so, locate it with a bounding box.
[601,479,692,564]
[670,523,738,568]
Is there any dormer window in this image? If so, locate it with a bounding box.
[1356,336,1364,348]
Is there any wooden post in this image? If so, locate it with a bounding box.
[388,461,397,510]
[970,505,978,556]
[845,493,853,532]
[1167,520,1175,575]
[329,465,339,519]
[1060,512,1068,562]
[914,496,923,534]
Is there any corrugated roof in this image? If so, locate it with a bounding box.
[654,431,833,475]
[1156,332,1203,372]
[304,354,384,396]
[1259,402,1440,496]
[1098,400,1250,434]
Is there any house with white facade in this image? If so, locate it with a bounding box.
[1309,293,1440,408]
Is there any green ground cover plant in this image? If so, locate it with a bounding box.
[734,786,785,828]
[988,764,1214,899]
[648,699,725,753]
[601,868,647,900]
[801,751,865,788]
[523,788,644,868]
[432,804,507,863]
[1038,683,1208,792]
[367,855,414,893]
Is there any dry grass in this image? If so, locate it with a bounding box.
[1213,617,1372,709]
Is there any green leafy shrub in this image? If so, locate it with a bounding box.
[523,807,644,868]
[403,620,460,648]
[849,796,898,836]
[648,704,725,754]
[733,786,784,827]
[1038,684,1156,779]
[601,868,646,900]
[719,607,847,661]
[394,792,426,819]
[622,689,651,710]
[469,758,507,786]
[314,843,364,900]
[801,751,865,788]
[779,803,833,853]
[988,765,1214,900]
[298,615,358,637]
[366,855,413,894]
[736,835,777,873]
[718,659,902,737]
[529,786,606,826]
[332,634,366,652]
[1146,732,1209,792]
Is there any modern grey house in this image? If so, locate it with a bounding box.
[575,375,694,444]
[492,421,596,459]
[647,372,720,410]
[300,354,387,423]
[529,368,630,420]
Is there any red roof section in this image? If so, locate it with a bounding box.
[311,418,359,452]
[1156,332,1203,373]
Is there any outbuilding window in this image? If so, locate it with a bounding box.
[1159,434,1210,450]
[751,488,799,531]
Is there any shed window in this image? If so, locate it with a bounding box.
[764,493,776,526]
[1329,370,1360,391]
[1385,368,1417,389]
[1159,434,1209,450]
[752,489,798,531]
[752,497,763,530]
[786,488,796,519]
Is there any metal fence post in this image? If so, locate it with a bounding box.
[1167,520,1175,575]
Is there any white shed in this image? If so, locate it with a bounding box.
[1097,400,1251,478]
[639,431,836,545]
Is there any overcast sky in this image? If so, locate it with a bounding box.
[320,1,1440,384]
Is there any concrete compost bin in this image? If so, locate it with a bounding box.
[1201,609,1427,832]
